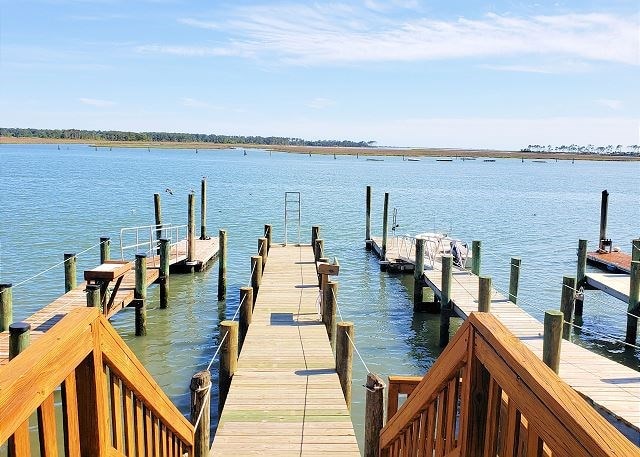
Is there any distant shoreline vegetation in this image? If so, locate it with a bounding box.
[521,144,639,157]
[0,127,374,148]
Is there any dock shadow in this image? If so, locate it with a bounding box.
[33,314,66,332]
[294,284,316,289]
[295,368,335,376]
[601,377,640,384]
[294,261,316,265]
[269,312,319,326]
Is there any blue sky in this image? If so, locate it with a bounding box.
[1,0,638,149]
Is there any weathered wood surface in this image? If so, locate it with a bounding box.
[588,250,632,274]
[586,272,630,302]
[211,244,360,456]
[372,236,640,435]
[0,238,218,365]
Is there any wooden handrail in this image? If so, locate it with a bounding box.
[379,312,640,457]
[0,308,194,456]
[387,375,423,422]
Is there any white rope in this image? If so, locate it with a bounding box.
[563,319,640,350]
[3,239,108,291]
[561,283,638,319]
[331,287,371,375]
[192,383,212,430]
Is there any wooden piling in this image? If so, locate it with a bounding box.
[154,193,162,249]
[599,189,609,251]
[86,284,101,308]
[336,321,354,411]
[251,255,262,297]
[625,261,640,345]
[190,370,211,457]
[381,192,389,259]
[200,178,207,240]
[311,226,320,251]
[218,229,227,301]
[322,281,338,348]
[64,253,77,293]
[478,276,491,312]
[219,320,238,414]
[159,238,170,309]
[508,257,521,304]
[543,310,563,374]
[264,224,272,252]
[365,186,372,246]
[258,237,268,271]
[0,284,12,332]
[9,322,30,360]
[560,276,576,339]
[364,372,385,457]
[632,239,640,262]
[239,287,253,349]
[471,241,481,275]
[577,240,588,284]
[100,236,111,264]
[134,253,147,336]
[188,193,195,263]
[314,239,324,262]
[439,255,453,347]
[414,238,426,306]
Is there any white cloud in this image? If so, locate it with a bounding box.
[480,60,593,74]
[79,97,115,107]
[181,97,209,108]
[307,97,336,109]
[142,7,640,66]
[596,99,623,110]
[178,18,219,30]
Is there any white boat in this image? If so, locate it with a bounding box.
[396,232,471,269]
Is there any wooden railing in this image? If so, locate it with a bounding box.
[0,308,194,456]
[380,312,640,457]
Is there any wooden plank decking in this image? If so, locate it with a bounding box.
[211,244,360,456]
[371,236,640,437]
[0,238,218,366]
[586,272,631,302]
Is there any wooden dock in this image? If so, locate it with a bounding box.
[0,237,218,366]
[371,236,640,437]
[586,272,631,302]
[588,250,633,274]
[211,244,360,456]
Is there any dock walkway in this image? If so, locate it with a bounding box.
[211,244,360,456]
[372,236,640,437]
[0,237,218,365]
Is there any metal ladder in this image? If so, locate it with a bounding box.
[284,192,301,246]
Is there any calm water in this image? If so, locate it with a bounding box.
[1,144,639,449]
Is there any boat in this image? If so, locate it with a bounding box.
[366,158,384,162]
[436,158,453,162]
[533,160,547,163]
[483,159,496,162]
[396,232,471,268]
[407,158,420,162]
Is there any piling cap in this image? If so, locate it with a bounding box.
[9,322,31,334]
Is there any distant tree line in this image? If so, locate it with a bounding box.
[521,144,639,156]
[0,127,375,148]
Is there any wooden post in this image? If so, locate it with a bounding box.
[381,192,389,259]
[599,189,609,251]
[414,238,426,306]
[336,322,354,411]
[258,237,268,271]
[188,192,195,263]
[471,240,481,275]
[64,253,77,293]
[625,261,640,345]
[264,224,272,252]
[154,193,162,250]
[364,372,385,457]
[560,276,576,339]
[218,229,227,301]
[314,238,324,262]
[323,281,338,347]
[159,238,170,309]
[100,236,111,264]
[576,239,588,285]
[0,284,12,332]
[190,370,211,457]
[134,253,147,336]
[508,257,521,304]
[200,178,207,240]
[365,186,372,244]
[86,284,101,308]
[632,239,640,262]
[239,287,253,349]
[543,310,563,374]
[439,255,453,347]
[219,320,238,414]
[251,255,262,298]
[311,226,320,251]
[478,276,491,312]
[9,322,30,360]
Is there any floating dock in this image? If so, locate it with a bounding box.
[371,236,640,438]
[587,250,633,274]
[211,244,359,456]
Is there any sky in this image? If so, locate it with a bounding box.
[0,0,638,149]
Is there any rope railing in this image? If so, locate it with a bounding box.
[561,282,637,318]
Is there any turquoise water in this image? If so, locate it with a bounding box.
[1,144,638,449]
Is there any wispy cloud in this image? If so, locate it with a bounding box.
[177,18,219,30]
[480,59,593,74]
[596,98,623,110]
[307,97,336,109]
[144,6,639,67]
[181,97,209,108]
[79,97,115,107]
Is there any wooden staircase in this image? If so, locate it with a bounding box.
[0,308,194,456]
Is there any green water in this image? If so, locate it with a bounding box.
[1,144,638,451]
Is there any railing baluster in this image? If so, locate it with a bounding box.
[37,393,58,457]
[110,372,124,451]
[444,376,458,453]
[434,391,446,457]
[134,398,145,457]
[122,387,135,457]
[61,372,81,457]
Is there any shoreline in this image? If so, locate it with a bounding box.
[1,136,638,162]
